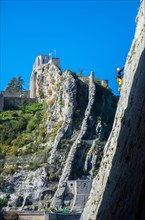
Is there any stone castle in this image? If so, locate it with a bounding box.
[0,54,109,111]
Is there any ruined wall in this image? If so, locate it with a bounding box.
[4,97,37,110]
[67,180,92,195]
[76,180,92,195]
[81,0,145,219]
[33,55,50,71]
[19,214,45,220]
[0,91,34,110]
[2,91,30,98]
[0,93,4,111]
[17,211,45,220]
[51,58,60,68]
[30,72,37,98]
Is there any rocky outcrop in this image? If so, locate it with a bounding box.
[1,168,55,210]
[48,70,77,164]
[50,72,96,209]
[81,1,145,219]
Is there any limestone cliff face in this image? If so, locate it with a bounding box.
[35,65,117,211]
[81,1,145,219]
[50,72,96,209]
[34,64,117,182]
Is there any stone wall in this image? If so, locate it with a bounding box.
[2,91,30,98]
[67,180,92,196]
[19,214,45,220]
[51,58,60,68]
[1,211,81,220]
[76,180,92,195]
[0,93,4,111]
[46,212,81,220]
[30,72,37,98]
[67,181,76,195]
[33,55,51,71]
[4,97,37,110]
[0,90,36,111]
[18,211,45,220]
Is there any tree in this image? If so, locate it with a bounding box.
[5,76,25,92]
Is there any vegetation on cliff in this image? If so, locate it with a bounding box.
[0,102,49,174]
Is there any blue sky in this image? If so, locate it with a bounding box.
[1,0,140,95]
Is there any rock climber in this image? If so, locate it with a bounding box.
[116,66,124,93]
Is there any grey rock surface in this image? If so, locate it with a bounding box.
[81,1,145,219]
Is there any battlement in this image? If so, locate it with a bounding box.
[33,55,50,71]
[33,55,60,71]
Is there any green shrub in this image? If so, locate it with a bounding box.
[0,146,17,156]
[60,101,65,107]
[0,153,5,160]
[92,168,98,177]
[56,82,61,88]
[26,111,42,132]
[39,89,45,99]
[24,103,44,113]
[0,198,8,209]
[3,165,16,175]
[52,120,63,133]
[28,162,39,171]
[0,176,5,188]
[12,134,32,148]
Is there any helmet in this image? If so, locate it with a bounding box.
[117,68,120,71]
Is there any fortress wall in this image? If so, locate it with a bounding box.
[4,97,37,110]
[30,72,37,98]
[19,214,45,220]
[0,93,4,111]
[2,91,30,98]
[51,58,61,68]
[76,180,92,195]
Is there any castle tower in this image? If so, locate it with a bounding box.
[30,54,60,98]
[33,55,50,71]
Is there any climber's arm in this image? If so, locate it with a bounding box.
[120,66,124,73]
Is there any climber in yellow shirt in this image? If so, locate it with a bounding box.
[116,66,124,93]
